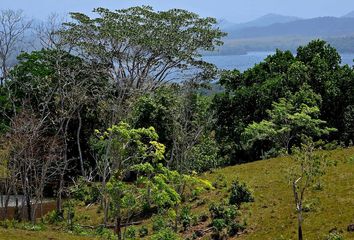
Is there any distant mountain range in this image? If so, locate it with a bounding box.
[222,13,301,34]
[230,17,354,39]
[341,10,354,18]
[212,11,354,55]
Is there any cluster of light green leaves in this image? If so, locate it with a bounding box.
[242,86,336,155]
[92,122,212,226]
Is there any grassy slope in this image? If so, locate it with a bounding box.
[202,147,354,240]
[0,228,99,240]
[0,147,353,239]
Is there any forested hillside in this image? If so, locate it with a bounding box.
[0,6,353,240]
[217,12,354,55]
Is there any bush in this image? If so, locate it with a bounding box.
[326,232,344,240]
[187,136,222,173]
[199,213,209,222]
[95,225,115,240]
[191,215,199,226]
[0,219,18,229]
[45,210,64,224]
[212,219,226,232]
[209,203,246,238]
[151,228,181,240]
[228,222,245,236]
[179,206,192,231]
[209,203,239,224]
[348,156,354,164]
[70,177,100,204]
[22,223,46,231]
[138,226,149,237]
[152,215,167,232]
[125,226,137,240]
[212,174,227,189]
[228,180,254,207]
[302,198,319,212]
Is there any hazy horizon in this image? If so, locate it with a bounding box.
[2,0,354,23]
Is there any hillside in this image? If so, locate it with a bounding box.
[226,17,354,39]
[342,11,354,18]
[0,147,353,239]
[204,147,354,239]
[223,13,300,32]
[219,14,354,54]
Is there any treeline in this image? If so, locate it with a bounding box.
[0,6,354,239]
[0,7,225,225]
[214,40,354,162]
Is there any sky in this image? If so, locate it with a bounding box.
[2,0,354,23]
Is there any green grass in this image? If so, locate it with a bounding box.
[0,147,353,239]
[201,147,354,239]
[0,228,100,240]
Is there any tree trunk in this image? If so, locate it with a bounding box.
[114,189,122,240]
[14,197,20,221]
[77,111,85,176]
[115,216,122,240]
[297,209,303,240]
[4,194,10,219]
[0,192,4,219]
[293,179,303,240]
[57,120,70,214]
[26,193,31,222]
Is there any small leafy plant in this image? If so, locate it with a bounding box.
[228,179,254,207]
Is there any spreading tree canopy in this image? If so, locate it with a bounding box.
[61,6,226,92]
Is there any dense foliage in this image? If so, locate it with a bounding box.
[213,40,354,162]
[0,5,353,240]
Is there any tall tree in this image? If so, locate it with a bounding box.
[242,87,336,156]
[60,6,225,118]
[289,137,328,240]
[133,85,218,173]
[0,9,32,83]
[213,40,354,162]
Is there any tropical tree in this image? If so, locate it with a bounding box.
[214,40,354,162]
[133,85,219,173]
[60,6,225,118]
[242,87,336,156]
[92,122,164,236]
[289,137,329,240]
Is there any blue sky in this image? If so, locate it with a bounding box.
[2,0,354,23]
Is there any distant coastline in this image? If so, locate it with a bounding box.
[203,51,354,72]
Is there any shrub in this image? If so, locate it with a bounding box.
[125,226,137,240]
[212,174,227,189]
[348,156,354,164]
[229,180,254,207]
[187,136,221,173]
[199,213,209,222]
[179,206,192,231]
[22,223,46,231]
[152,215,167,232]
[0,219,18,229]
[209,203,246,238]
[45,210,64,224]
[95,225,115,239]
[70,177,100,204]
[209,203,239,224]
[302,198,319,212]
[151,227,181,240]
[212,219,226,232]
[191,215,199,226]
[138,226,149,237]
[326,232,344,240]
[228,222,245,236]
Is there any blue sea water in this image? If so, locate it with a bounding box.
[203,52,354,72]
